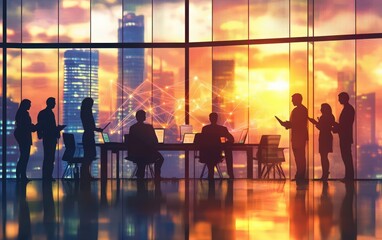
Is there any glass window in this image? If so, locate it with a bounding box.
[314,0,355,36]
[189,0,212,42]
[153,0,184,42]
[214,0,248,41]
[291,0,308,37]
[356,39,382,179]
[22,0,58,43]
[121,0,152,43]
[249,43,290,178]
[250,0,289,39]
[356,0,382,34]
[59,0,90,42]
[0,0,3,41]
[313,41,355,179]
[7,0,22,42]
[91,0,122,43]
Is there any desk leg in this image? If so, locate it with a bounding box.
[101,147,107,182]
[116,152,120,180]
[247,149,253,179]
[185,150,189,180]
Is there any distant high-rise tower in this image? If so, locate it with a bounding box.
[0,98,19,178]
[212,60,235,127]
[63,49,99,142]
[337,71,355,100]
[357,92,376,145]
[117,12,145,130]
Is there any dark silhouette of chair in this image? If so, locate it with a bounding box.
[62,133,84,179]
[194,133,224,179]
[254,135,286,179]
[123,133,156,179]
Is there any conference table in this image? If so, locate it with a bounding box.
[98,142,260,181]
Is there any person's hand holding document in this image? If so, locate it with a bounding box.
[308,117,318,125]
[58,124,66,131]
[275,116,285,126]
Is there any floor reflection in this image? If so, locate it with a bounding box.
[0,180,381,239]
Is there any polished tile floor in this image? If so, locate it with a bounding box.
[0,179,381,239]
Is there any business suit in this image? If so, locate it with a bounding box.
[338,103,355,180]
[38,100,60,180]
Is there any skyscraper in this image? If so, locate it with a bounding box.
[357,92,376,145]
[63,49,99,142]
[212,60,235,127]
[117,12,145,130]
[0,98,19,178]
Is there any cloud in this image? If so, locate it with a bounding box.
[23,61,55,73]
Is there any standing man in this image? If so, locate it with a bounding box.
[201,112,235,179]
[334,92,355,180]
[277,93,308,181]
[38,97,64,181]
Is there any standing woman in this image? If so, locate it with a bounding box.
[80,97,102,180]
[14,99,37,181]
[309,103,335,180]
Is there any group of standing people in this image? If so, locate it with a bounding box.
[278,92,355,181]
[14,97,101,181]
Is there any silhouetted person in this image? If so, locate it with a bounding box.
[334,92,355,180]
[37,97,64,180]
[127,110,164,180]
[340,182,356,239]
[16,181,31,240]
[201,112,234,179]
[277,93,308,181]
[309,103,335,180]
[81,97,102,181]
[317,182,333,239]
[14,99,37,181]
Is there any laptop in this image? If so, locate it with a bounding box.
[180,125,193,142]
[237,128,248,144]
[183,133,196,144]
[102,132,112,143]
[154,128,165,144]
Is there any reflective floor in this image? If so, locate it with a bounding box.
[1,179,381,239]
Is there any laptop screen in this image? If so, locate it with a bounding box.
[180,125,193,142]
[154,128,165,144]
[183,133,196,144]
[102,132,110,143]
[238,129,248,144]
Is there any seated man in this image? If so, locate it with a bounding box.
[127,110,164,180]
[201,112,234,179]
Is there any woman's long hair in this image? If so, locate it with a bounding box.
[15,99,31,121]
[80,97,94,115]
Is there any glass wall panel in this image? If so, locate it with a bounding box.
[5,49,21,178]
[59,0,90,42]
[153,48,185,178]
[249,44,290,178]
[214,0,248,41]
[356,39,382,179]
[313,41,355,179]
[314,0,355,36]
[22,0,58,43]
[356,0,382,34]
[249,0,289,39]
[189,0,212,42]
[22,49,58,178]
[7,0,22,42]
[91,0,122,43]
[212,46,248,178]
[153,0,184,42]
[0,0,3,40]
[291,0,308,37]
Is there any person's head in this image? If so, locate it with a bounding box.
[209,112,218,124]
[338,92,350,105]
[136,110,146,123]
[81,97,94,111]
[291,93,303,106]
[46,97,56,109]
[320,103,332,115]
[19,99,31,111]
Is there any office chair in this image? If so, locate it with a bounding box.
[62,133,85,179]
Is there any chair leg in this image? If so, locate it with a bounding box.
[148,164,155,178]
[216,164,223,179]
[62,164,69,178]
[130,165,138,179]
[200,164,207,179]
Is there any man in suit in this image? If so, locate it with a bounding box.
[279,93,308,181]
[201,112,234,179]
[335,92,355,180]
[38,97,64,181]
[127,110,164,180]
